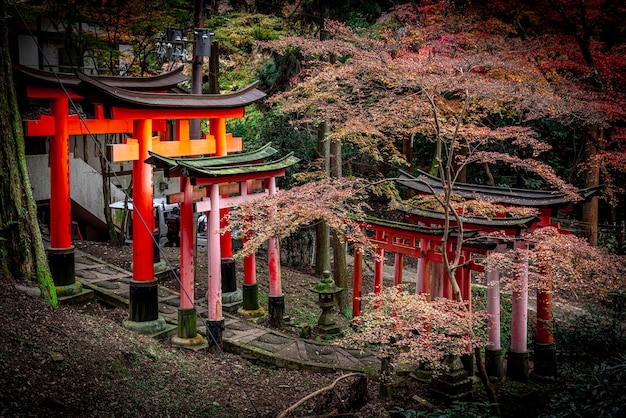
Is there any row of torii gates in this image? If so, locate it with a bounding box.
[16,65,599,382]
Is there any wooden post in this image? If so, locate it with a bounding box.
[486,243,504,379]
[49,97,72,250]
[508,239,529,381]
[267,177,284,327]
[47,97,79,295]
[352,246,363,317]
[533,264,557,378]
[207,182,224,345]
[125,119,166,334]
[131,119,155,284]
[180,177,195,310]
[172,176,204,347]
[241,181,262,314]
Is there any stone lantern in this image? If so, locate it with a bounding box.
[311,270,343,335]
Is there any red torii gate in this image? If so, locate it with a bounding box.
[14,64,187,300]
[146,146,299,345]
[351,217,496,318]
[74,71,266,337]
[395,169,601,381]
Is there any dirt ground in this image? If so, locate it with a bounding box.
[0,240,438,418]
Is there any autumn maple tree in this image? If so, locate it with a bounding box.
[242,2,626,405]
[341,287,488,397]
[482,226,626,302]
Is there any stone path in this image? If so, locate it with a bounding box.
[74,251,381,374]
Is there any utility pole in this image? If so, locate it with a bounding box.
[190,0,205,139]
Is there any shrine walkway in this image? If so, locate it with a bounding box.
[73,250,381,374]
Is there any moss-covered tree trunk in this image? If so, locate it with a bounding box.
[0,0,56,305]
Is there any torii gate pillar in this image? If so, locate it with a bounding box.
[267,177,284,327]
[47,97,83,298]
[485,243,504,379]
[532,265,557,379]
[507,240,530,381]
[123,119,166,334]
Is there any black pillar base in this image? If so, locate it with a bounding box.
[485,348,504,380]
[242,283,260,311]
[507,351,529,382]
[47,246,75,286]
[206,319,225,348]
[268,295,285,328]
[177,308,197,339]
[532,343,557,378]
[221,258,237,293]
[128,279,159,322]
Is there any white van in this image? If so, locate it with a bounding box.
[109,197,179,246]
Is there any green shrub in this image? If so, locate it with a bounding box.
[553,303,626,362]
[539,354,626,418]
[389,400,497,418]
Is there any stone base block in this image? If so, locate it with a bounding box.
[238,306,266,318]
[486,348,504,380]
[205,319,225,348]
[531,343,558,381]
[268,295,285,328]
[47,246,75,287]
[172,334,207,350]
[222,289,243,313]
[242,283,260,311]
[507,351,529,382]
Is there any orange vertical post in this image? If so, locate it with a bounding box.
[49,97,72,250]
[126,119,165,333]
[47,97,79,294]
[131,119,154,283]
[210,117,227,156]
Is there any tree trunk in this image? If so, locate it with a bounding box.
[402,134,415,199]
[581,125,600,246]
[330,136,348,313]
[315,121,330,275]
[0,0,56,305]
